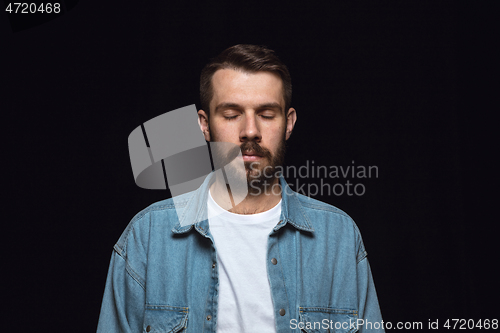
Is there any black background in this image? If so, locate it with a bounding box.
[2,1,497,332]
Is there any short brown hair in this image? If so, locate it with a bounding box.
[200,44,292,117]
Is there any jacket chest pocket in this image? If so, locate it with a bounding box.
[143,305,189,333]
[299,307,358,333]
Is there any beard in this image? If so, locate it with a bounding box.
[240,139,286,195]
[209,130,286,196]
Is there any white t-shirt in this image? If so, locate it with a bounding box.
[208,190,282,333]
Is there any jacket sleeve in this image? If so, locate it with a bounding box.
[97,212,151,332]
[356,254,385,333]
[96,250,146,333]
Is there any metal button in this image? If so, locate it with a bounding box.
[206,315,212,321]
[271,258,278,265]
[212,263,216,268]
[279,308,286,316]
[146,325,151,332]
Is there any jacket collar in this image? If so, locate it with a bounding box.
[171,172,315,235]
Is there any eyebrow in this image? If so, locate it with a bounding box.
[214,102,283,113]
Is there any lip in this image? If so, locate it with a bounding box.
[242,155,262,162]
[242,151,262,161]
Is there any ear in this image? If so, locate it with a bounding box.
[285,107,297,140]
[198,109,211,141]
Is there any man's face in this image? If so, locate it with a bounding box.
[198,68,296,191]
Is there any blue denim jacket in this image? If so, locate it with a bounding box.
[97,174,384,333]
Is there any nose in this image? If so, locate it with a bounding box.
[240,113,262,142]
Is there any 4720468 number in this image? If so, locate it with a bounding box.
[444,319,498,330]
[5,3,61,13]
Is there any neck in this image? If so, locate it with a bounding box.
[209,173,282,215]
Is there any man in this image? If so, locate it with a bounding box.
[97,44,384,332]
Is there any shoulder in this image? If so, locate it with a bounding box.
[295,192,358,230]
[113,190,195,256]
[293,192,368,261]
[296,192,352,219]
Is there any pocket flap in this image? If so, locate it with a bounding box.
[299,307,358,333]
[143,305,189,333]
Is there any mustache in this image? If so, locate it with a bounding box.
[240,141,272,159]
